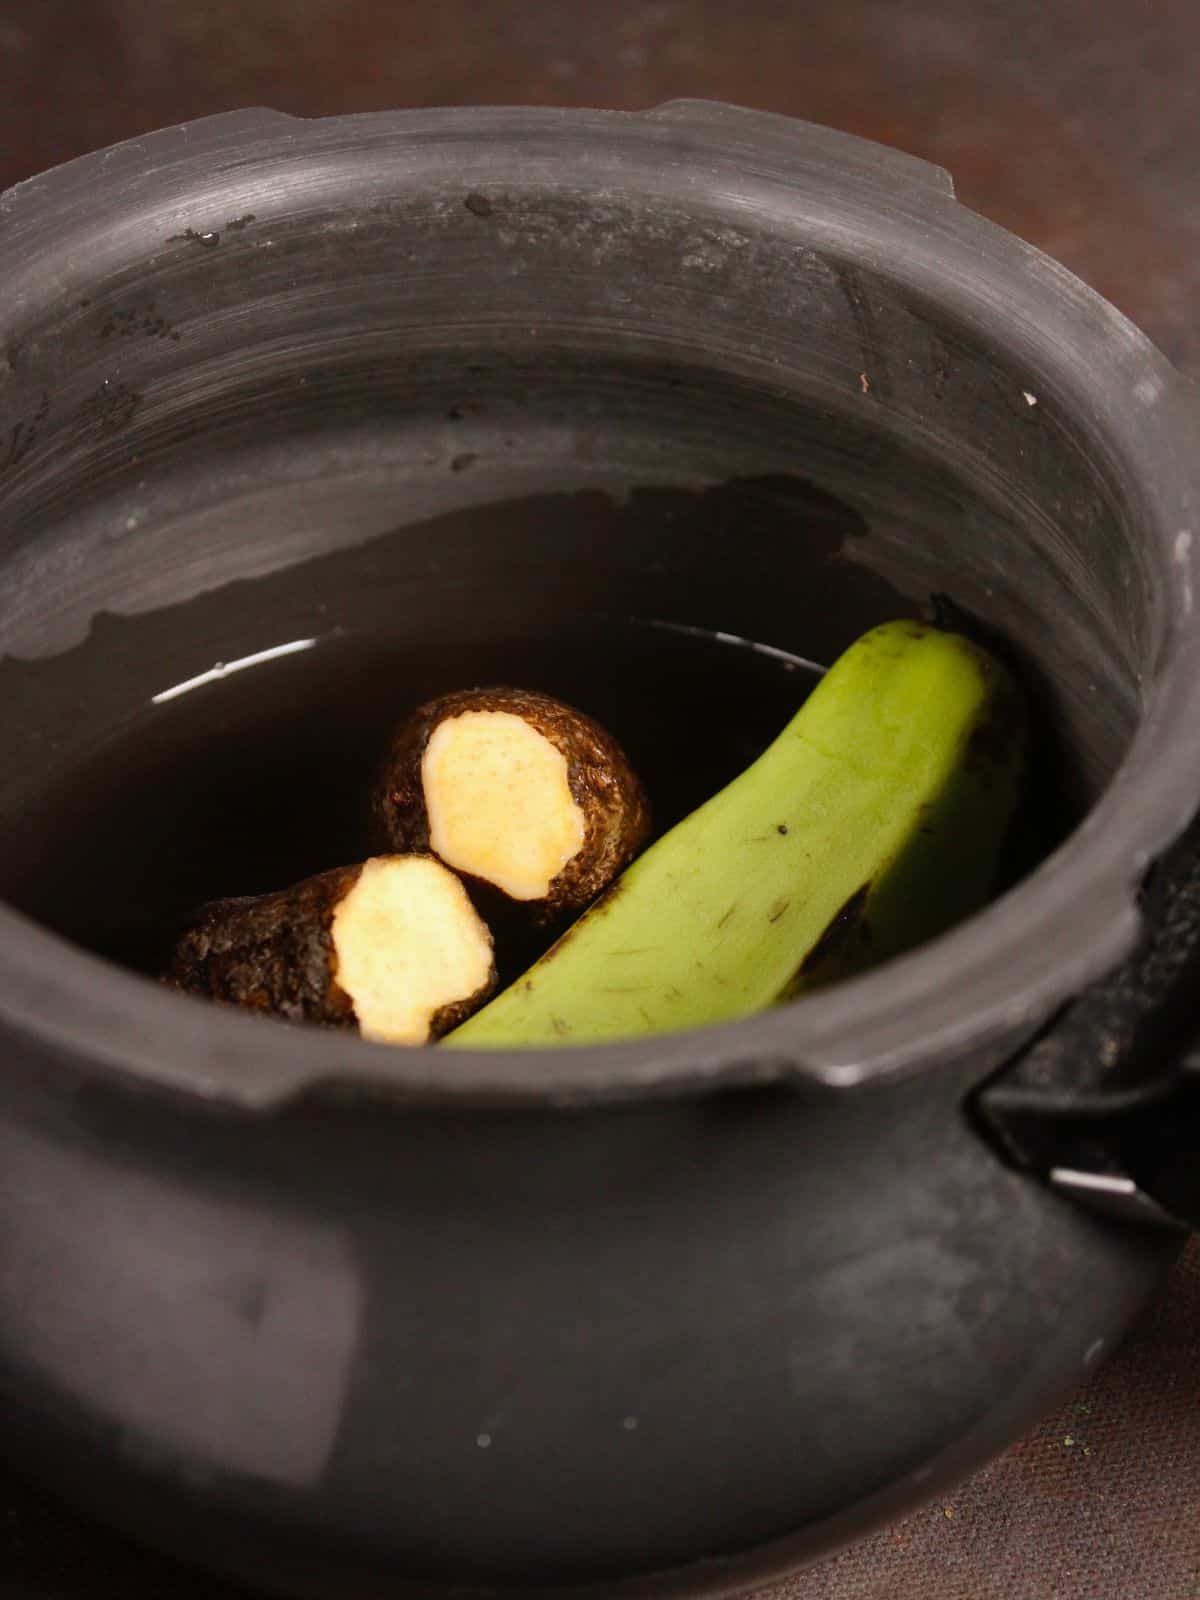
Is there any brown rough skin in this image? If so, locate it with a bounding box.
[165,861,496,1039]
[373,687,651,921]
[166,865,361,1029]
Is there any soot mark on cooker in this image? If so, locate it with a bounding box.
[169,227,222,249]
[99,303,179,344]
[3,332,29,376]
[833,262,891,403]
[928,333,953,400]
[1,392,50,473]
[78,380,142,436]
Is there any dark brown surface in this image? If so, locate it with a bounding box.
[167,865,362,1028]
[1,1,1198,1596]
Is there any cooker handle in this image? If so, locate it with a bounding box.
[975,813,1200,1233]
[979,1077,1200,1233]
[1131,1090,1200,1229]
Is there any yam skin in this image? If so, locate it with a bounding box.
[373,687,650,920]
[166,856,496,1043]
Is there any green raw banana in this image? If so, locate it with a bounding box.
[448,621,1026,1048]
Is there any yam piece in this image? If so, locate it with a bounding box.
[167,855,495,1044]
[374,687,650,919]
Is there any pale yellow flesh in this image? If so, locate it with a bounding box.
[422,711,586,901]
[330,856,493,1044]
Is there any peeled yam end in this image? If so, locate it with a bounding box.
[422,711,586,901]
[331,856,495,1044]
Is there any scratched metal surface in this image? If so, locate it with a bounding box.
[0,2,1197,1596]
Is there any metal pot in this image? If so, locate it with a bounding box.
[0,102,1196,1597]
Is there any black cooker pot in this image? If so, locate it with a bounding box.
[0,103,1197,1598]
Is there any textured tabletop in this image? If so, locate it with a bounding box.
[1,2,1198,1596]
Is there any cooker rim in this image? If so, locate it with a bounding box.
[1,100,1197,1110]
